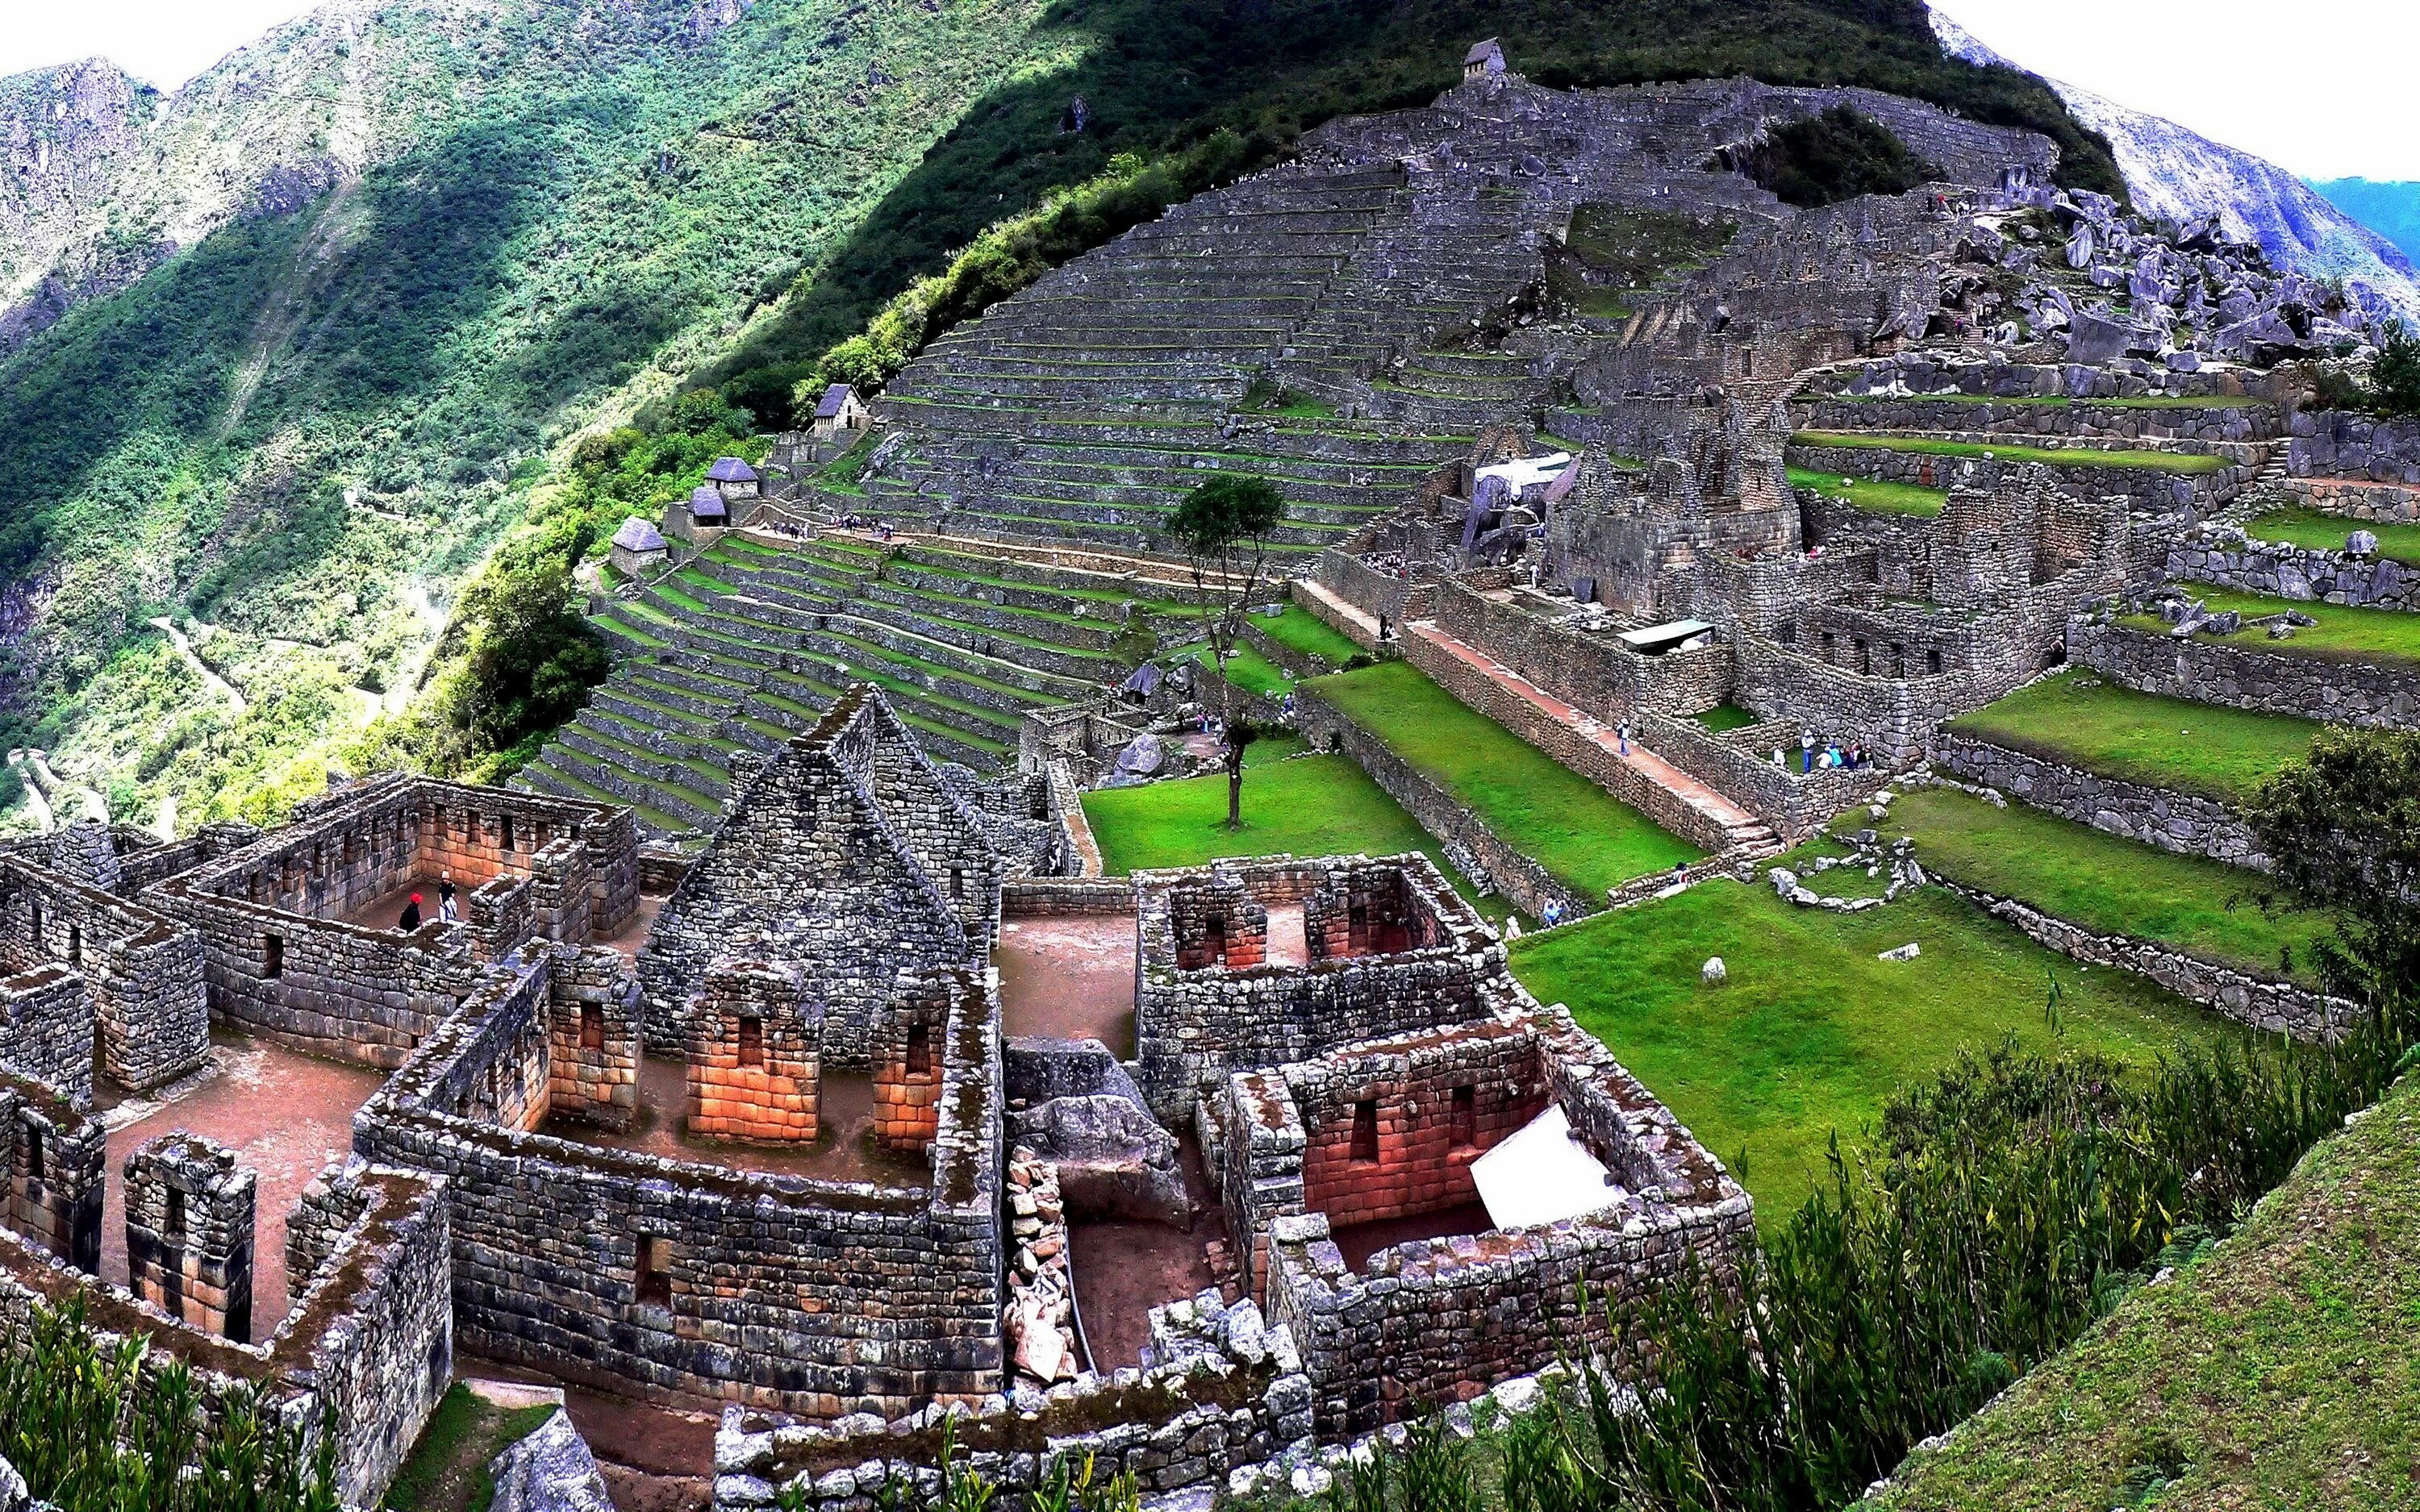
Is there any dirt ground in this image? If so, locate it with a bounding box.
[994,913,1138,1054]
[542,1056,925,1185]
[1069,1137,1219,1368]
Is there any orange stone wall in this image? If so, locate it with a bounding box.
[1298,1034,1546,1232]
[684,954,821,1144]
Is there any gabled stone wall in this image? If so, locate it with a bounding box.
[123,1132,256,1343]
[0,857,207,1093]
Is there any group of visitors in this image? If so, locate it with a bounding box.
[837,513,895,539]
[1359,550,1412,581]
[1776,729,1871,773]
[396,873,461,931]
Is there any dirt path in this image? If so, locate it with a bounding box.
[25,750,104,825]
[150,616,246,714]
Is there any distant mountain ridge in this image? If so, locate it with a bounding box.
[1928,6,2420,323]
[2309,179,2420,263]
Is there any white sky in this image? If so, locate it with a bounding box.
[0,1,2412,182]
[1930,0,2420,182]
[0,0,316,90]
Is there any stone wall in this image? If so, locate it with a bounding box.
[0,1073,104,1273]
[2163,523,2419,611]
[0,1157,451,1508]
[1930,735,2268,868]
[1427,579,1733,721]
[0,857,208,1093]
[1807,352,2255,405]
[0,968,93,1111]
[1132,856,1502,1122]
[1796,394,2273,444]
[2288,408,2420,485]
[1311,548,1433,635]
[1734,634,2028,765]
[1000,877,1131,918]
[123,1132,257,1343]
[353,945,1008,1417]
[2072,617,2420,728]
[1637,710,1888,839]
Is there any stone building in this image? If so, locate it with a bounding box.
[809,383,871,447]
[610,516,669,576]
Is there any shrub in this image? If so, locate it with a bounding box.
[1740,106,1939,208]
[2371,320,2420,417]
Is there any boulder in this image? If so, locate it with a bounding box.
[1017,1095,1189,1225]
[1878,943,1921,963]
[2064,311,2142,364]
[1701,956,1728,985]
[2348,529,2380,558]
[487,1410,614,1512]
[1113,734,1165,778]
[0,1452,26,1512]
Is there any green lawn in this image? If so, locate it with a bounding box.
[1788,464,1949,518]
[1511,872,2228,1217]
[1944,670,2320,805]
[385,1385,559,1512]
[1190,639,1294,699]
[2246,505,2420,564]
[1692,702,1761,734]
[1250,603,1366,665]
[2121,588,2420,665]
[1082,744,1512,923]
[1794,432,2229,473]
[1308,660,1701,899]
[1866,1071,2420,1512]
[1869,785,2331,987]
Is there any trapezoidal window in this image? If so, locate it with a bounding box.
[501,814,515,853]
[636,1235,672,1306]
[1927,648,1944,675]
[163,1187,186,1244]
[580,1002,605,1051]
[23,1126,41,1181]
[906,1021,933,1078]
[1450,1085,1477,1148]
[262,934,284,980]
[736,1015,764,1068]
[65,926,80,968]
[949,867,964,900]
[1350,1099,1379,1164]
[27,895,39,938]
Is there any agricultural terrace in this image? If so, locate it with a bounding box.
[1305,660,1703,898]
[1248,603,1366,665]
[1867,1068,2420,1511]
[1825,392,2263,411]
[1789,464,1949,518]
[1190,639,1294,700]
[1866,785,2333,988]
[2244,505,2420,565]
[1793,432,2230,473]
[1079,735,1512,921]
[2122,589,2420,664]
[1509,860,2229,1216]
[1943,671,2320,805]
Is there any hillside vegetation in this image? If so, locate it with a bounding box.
[0,0,2119,831]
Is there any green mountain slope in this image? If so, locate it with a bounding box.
[0,0,2118,832]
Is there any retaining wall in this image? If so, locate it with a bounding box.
[2072,617,2420,728]
[1931,733,2268,868]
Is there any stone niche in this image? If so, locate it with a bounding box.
[686,953,821,1144]
[123,1131,257,1343]
[1168,875,1269,972]
[872,975,951,1153]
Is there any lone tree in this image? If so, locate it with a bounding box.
[1168,474,1286,829]
[2245,725,2420,1022]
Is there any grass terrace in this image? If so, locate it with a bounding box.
[1250,602,1366,664]
[1867,1068,2420,1511]
[1944,671,2321,805]
[2122,588,2420,665]
[386,1385,558,1512]
[1864,785,2332,988]
[1190,639,1293,700]
[2245,505,2420,564]
[1510,862,2229,1217]
[1788,464,1948,518]
[1691,702,1760,734]
[1306,660,1701,899]
[1826,391,2263,411]
[1794,432,2230,473]
[1082,736,1512,923]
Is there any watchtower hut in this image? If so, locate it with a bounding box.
[1464,39,1505,81]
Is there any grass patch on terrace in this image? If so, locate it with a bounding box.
[1865,1068,2420,1512]
[1692,702,1761,734]
[2246,505,2420,564]
[1794,431,2229,473]
[1788,464,1949,518]
[1306,660,1701,898]
[1510,864,2228,1218]
[1249,603,1364,665]
[1083,739,1511,922]
[1944,670,2319,805]
[385,1385,559,1512]
[1866,785,2331,988]
[1239,380,1337,420]
[2121,588,2420,666]
[1189,639,1294,700]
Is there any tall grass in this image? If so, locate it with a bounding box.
[0,1297,338,1512]
[1271,1010,2417,1512]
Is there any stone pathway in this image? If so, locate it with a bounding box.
[1407,621,1776,852]
[1293,579,1384,648]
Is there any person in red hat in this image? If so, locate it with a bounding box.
[399,892,424,931]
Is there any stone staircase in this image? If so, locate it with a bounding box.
[517,535,1212,839]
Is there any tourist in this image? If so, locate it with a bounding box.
[1800,729,1816,773]
[438,873,458,922]
[1617,719,1629,756]
[398,893,424,931]
[1542,898,1564,929]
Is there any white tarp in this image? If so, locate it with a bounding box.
[1470,1102,1621,1231]
[1474,452,1572,498]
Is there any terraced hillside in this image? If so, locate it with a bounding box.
[518,535,1206,836]
[853,74,2054,558]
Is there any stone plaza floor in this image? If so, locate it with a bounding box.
[99,1032,386,1333]
[994,912,1139,1054]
